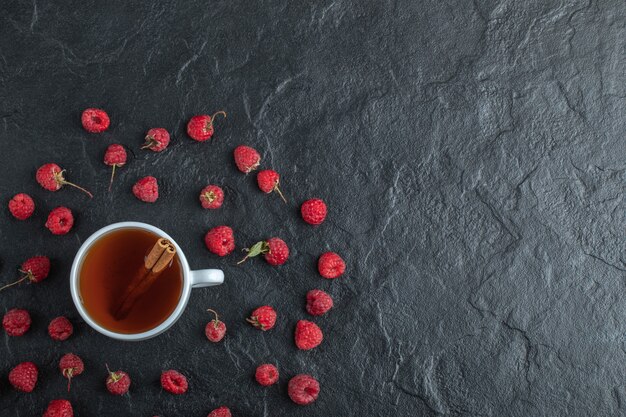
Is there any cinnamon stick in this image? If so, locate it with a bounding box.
[152,245,176,273]
[112,238,177,320]
[146,238,170,269]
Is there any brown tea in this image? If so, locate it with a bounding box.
[79,228,183,334]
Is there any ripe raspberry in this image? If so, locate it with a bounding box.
[295,320,323,350]
[301,198,327,225]
[207,406,232,417]
[59,353,84,392]
[48,317,73,341]
[233,145,261,174]
[21,256,50,282]
[318,252,345,279]
[9,362,38,392]
[161,370,188,394]
[81,108,110,133]
[106,365,131,395]
[104,144,127,191]
[43,399,73,417]
[142,127,170,152]
[8,193,35,220]
[257,169,286,202]
[238,237,289,266]
[246,306,277,331]
[132,176,159,203]
[306,289,333,316]
[288,374,320,405]
[187,111,227,142]
[204,226,235,256]
[205,309,226,342]
[0,256,51,292]
[200,185,224,209]
[45,207,74,235]
[36,163,93,198]
[255,364,279,386]
[2,308,31,336]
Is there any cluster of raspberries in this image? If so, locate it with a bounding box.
[3,107,349,414]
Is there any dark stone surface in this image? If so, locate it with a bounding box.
[1,0,625,415]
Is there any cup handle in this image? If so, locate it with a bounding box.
[190,269,224,288]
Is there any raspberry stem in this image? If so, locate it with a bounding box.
[106,364,121,382]
[55,169,93,198]
[108,164,117,192]
[274,184,287,203]
[206,110,227,133]
[62,180,94,198]
[206,308,220,327]
[0,276,28,292]
[63,368,74,392]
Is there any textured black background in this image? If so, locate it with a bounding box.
[1,0,625,416]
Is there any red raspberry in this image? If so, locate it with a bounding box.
[238,237,289,266]
[295,320,323,350]
[9,362,38,392]
[59,353,84,392]
[233,145,261,174]
[204,226,235,257]
[207,406,232,417]
[288,374,320,405]
[187,111,227,142]
[161,370,188,394]
[142,127,170,152]
[306,289,333,316]
[81,108,110,133]
[318,252,345,279]
[104,144,127,166]
[205,309,226,342]
[1,255,51,292]
[8,193,35,220]
[246,305,277,331]
[255,364,279,386]
[43,399,74,417]
[301,198,327,225]
[45,207,74,235]
[200,185,224,209]
[256,169,286,202]
[264,238,289,265]
[132,176,159,203]
[36,163,93,198]
[2,308,31,336]
[48,317,73,341]
[106,365,131,395]
[21,256,51,282]
[104,144,127,191]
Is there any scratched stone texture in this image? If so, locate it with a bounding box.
[0,0,625,416]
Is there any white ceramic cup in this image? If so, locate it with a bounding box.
[70,221,224,341]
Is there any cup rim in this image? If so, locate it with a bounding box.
[70,221,192,341]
